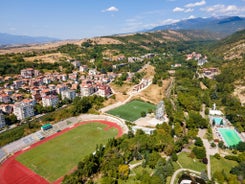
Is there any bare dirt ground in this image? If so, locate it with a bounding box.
[24,53,72,63]
[139,64,155,79]
[0,37,122,55]
[134,79,171,104]
[200,81,208,90]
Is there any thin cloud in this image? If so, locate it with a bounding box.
[201,4,245,16]
[173,7,194,13]
[102,6,119,13]
[185,0,206,8]
[185,8,194,13]
[173,7,185,12]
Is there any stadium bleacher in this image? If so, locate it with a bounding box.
[35,131,45,140]
[0,148,7,162]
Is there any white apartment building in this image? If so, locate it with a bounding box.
[42,95,59,107]
[13,102,35,120]
[80,84,95,97]
[61,90,76,100]
[0,111,6,128]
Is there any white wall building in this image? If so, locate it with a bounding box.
[0,111,6,128]
[61,90,76,100]
[13,102,35,120]
[42,95,59,107]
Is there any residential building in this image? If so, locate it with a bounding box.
[97,85,112,98]
[88,69,97,76]
[79,65,88,72]
[71,60,81,68]
[0,111,5,128]
[13,101,35,120]
[21,68,39,79]
[13,80,23,89]
[61,90,76,100]
[0,94,11,104]
[0,104,13,114]
[80,81,96,97]
[42,95,59,107]
[56,84,68,94]
[11,94,23,102]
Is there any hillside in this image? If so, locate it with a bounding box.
[111,30,219,44]
[0,30,218,55]
[214,29,245,61]
[211,30,245,105]
[150,16,245,38]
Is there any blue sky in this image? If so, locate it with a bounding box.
[0,0,245,39]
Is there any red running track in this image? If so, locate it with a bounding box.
[0,120,123,184]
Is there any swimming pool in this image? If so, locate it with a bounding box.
[218,128,242,147]
[212,117,224,125]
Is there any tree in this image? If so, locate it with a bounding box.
[202,157,208,164]
[5,114,18,125]
[230,162,245,182]
[118,164,129,180]
[146,152,161,169]
[195,137,204,147]
[192,146,206,159]
[236,142,245,152]
[141,111,146,117]
[171,152,178,162]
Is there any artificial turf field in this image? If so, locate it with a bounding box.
[106,100,156,122]
[16,122,118,182]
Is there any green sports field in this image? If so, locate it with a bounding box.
[106,100,156,122]
[16,122,118,182]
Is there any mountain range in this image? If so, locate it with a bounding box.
[150,16,245,37]
[0,16,244,46]
[0,33,59,47]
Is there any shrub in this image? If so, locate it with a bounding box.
[202,157,208,164]
[211,142,216,148]
[141,111,146,117]
[224,155,241,163]
[171,152,178,162]
[214,153,221,160]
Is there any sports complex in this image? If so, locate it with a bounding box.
[0,114,128,184]
[0,100,157,184]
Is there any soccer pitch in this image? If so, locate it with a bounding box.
[16,122,118,182]
[106,100,156,122]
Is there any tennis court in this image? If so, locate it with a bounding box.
[218,128,242,147]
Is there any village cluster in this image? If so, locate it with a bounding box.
[0,61,117,128]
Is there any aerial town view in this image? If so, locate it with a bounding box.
[0,0,245,184]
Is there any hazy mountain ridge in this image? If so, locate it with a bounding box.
[109,29,220,44]
[150,16,245,37]
[0,33,59,46]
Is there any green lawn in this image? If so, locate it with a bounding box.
[107,100,156,122]
[16,122,118,182]
[178,152,206,172]
[210,156,238,175]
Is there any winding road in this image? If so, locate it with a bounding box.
[170,168,201,184]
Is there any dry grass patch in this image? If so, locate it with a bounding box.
[134,79,170,104]
[24,53,71,63]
